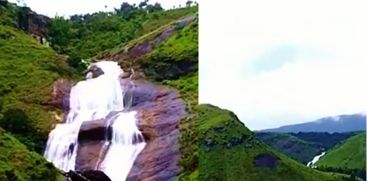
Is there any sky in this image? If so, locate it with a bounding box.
[200,0,367,130]
[8,0,195,17]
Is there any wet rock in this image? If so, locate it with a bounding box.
[69,78,186,180]
[127,80,187,181]
[64,170,111,181]
[75,141,108,171]
[85,65,105,78]
[50,79,74,111]
[254,154,279,168]
[78,119,112,143]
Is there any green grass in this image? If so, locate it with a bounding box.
[0,128,62,181]
[0,25,74,152]
[198,104,345,181]
[316,133,366,169]
[140,6,198,35]
[257,132,323,164]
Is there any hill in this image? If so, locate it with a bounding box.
[0,24,74,152]
[256,132,323,164]
[315,133,366,179]
[261,114,366,133]
[0,1,198,180]
[256,132,359,164]
[198,104,345,181]
[0,128,62,180]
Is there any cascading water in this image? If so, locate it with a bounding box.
[44,61,146,180]
[306,152,326,168]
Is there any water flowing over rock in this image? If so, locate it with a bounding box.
[45,61,187,181]
[44,61,146,181]
[307,152,326,168]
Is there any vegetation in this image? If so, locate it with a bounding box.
[1,0,198,180]
[47,2,197,71]
[0,25,74,152]
[315,133,366,179]
[256,132,359,164]
[197,104,346,181]
[256,132,323,164]
[290,132,360,151]
[0,128,62,181]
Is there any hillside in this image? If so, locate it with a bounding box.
[256,132,323,164]
[256,132,359,164]
[0,128,62,181]
[198,104,345,181]
[0,1,198,180]
[0,24,74,152]
[315,133,366,179]
[261,114,366,133]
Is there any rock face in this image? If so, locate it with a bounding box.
[65,170,112,181]
[127,80,187,181]
[58,78,187,180]
[50,79,74,111]
[16,6,50,37]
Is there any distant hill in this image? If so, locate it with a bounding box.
[256,132,359,164]
[260,114,366,133]
[315,133,366,179]
[198,104,345,181]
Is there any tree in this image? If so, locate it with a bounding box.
[138,1,147,9]
[48,16,73,53]
[186,0,193,7]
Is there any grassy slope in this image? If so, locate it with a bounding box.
[198,104,345,181]
[316,133,366,169]
[0,128,62,181]
[0,25,74,152]
[256,132,323,164]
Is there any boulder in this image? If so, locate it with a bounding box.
[64,170,111,181]
[50,79,74,111]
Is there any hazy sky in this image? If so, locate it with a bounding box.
[8,0,194,17]
[200,0,367,130]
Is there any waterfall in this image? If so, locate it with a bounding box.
[44,61,146,180]
[307,152,326,168]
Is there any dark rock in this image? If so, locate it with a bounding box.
[254,154,279,168]
[127,41,153,59]
[126,80,187,181]
[85,65,105,78]
[75,141,108,171]
[77,119,112,143]
[50,79,74,111]
[64,170,111,181]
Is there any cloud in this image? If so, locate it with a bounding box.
[200,0,367,130]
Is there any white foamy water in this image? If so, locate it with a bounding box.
[307,151,326,168]
[44,61,145,180]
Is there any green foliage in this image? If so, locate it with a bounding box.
[0,1,18,27]
[46,2,199,70]
[0,25,74,152]
[197,104,345,181]
[0,128,62,180]
[257,132,361,164]
[142,20,198,81]
[316,133,366,170]
[0,109,45,153]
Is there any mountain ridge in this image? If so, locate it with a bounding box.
[259,113,366,133]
